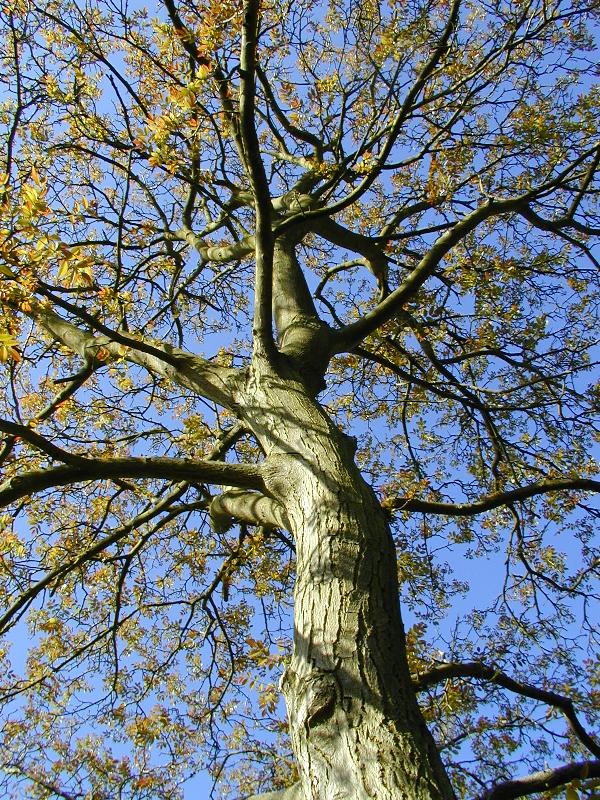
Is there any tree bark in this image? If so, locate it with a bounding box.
[236,358,454,800]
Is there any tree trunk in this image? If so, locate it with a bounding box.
[237,359,455,800]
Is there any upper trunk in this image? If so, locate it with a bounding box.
[271,237,333,395]
[236,357,454,800]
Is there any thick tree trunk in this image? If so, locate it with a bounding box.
[237,360,455,800]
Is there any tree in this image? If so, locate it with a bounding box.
[0,0,599,797]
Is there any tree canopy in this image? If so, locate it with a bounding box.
[0,0,599,798]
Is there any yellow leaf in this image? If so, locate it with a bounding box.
[0,333,20,363]
[0,332,18,346]
[567,786,580,800]
[57,262,71,282]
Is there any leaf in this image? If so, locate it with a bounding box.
[0,331,19,357]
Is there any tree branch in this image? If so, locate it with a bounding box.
[171,227,255,264]
[332,195,526,351]
[476,760,600,800]
[520,202,600,237]
[0,425,246,635]
[256,65,323,152]
[161,0,246,166]
[386,477,600,517]
[0,456,265,509]
[0,483,194,635]
[413,661,600,759]
[0,418,89,464]
[239,0,276,360]
[328,141,600,352]
[209,488,290,533]
[310,217,389,297]
[25,299,238,409]
[273,0,461,233]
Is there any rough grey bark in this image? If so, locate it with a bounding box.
[234,356,455,800]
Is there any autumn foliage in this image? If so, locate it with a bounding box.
[0,0,599,798]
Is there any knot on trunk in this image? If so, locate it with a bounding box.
[305,679,337,730]
[282,667,340,732]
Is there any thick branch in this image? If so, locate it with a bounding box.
[174,185,316,264]
[333,196,526,351]
[330,144,600,351]
[386,477,600,517]
[476,760,600,800]
[413,662,600,759]
[0,426,246,635]
[0,457,264,509]
[26,299,238,409]
[311,217,389,296]
[271,237,333,388]
[173,228,255,264]
[272,236,321,333]
[209,488,290,533]
[239,0,276,359]
[521,203,600,237]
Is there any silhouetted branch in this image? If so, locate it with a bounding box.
[387,478,600,517]
[414,661,600,759]
[0,456,264,508]
[476,760,600,800]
